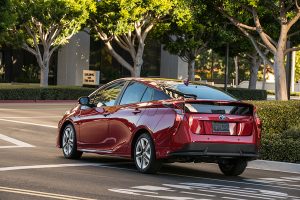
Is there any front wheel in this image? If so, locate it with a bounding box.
[134,133,161,174]
[62,124,82,159]
[218,159,247,176]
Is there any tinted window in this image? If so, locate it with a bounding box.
[172,84,236,101]
[90,81,125,106]
[185,103,252,115]
[120,82,147,105]
[141,87,153,102]
[153,89,171,101]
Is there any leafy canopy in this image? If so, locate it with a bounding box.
[93,0,191,37]
[11,0,96,47]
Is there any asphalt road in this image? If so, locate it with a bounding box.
[0,103,299,200]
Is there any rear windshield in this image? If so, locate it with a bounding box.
[185,103,253,115]
[169,84,237,101]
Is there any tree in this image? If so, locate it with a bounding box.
[156,1,219,81]
[0,0,16,45]
[9,0,95,86]
[215,0,300,100]
[90,0,190,77]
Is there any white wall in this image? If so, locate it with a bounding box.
[160,46,188,79]
[57,31,90,86]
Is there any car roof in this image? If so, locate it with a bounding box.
[117,77,217,91]
[116,77,238,101]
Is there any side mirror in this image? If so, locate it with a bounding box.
[78,96,90,106]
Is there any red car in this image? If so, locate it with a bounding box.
[57,78,261,176]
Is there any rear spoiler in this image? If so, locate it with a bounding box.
[162,87,197,99]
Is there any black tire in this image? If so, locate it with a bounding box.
[218,159,247,176]
[134,133,161,174]
[61,124,83,159]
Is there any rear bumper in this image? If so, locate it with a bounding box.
[168,143,258,159]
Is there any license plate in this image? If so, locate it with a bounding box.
[212,122,230,132]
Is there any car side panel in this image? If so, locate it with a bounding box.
[108,103,147,155]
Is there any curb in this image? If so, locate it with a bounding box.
[248,160,300,174]
[0,100,77,103]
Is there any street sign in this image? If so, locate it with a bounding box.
[82,70,100,86]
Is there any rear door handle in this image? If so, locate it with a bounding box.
[132,109,141,114]
[103,112,110,117]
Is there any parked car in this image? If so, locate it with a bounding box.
[57,78,261,176]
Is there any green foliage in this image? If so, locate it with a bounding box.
[226,88,267,100]
[252,101,300,162]
[0,0,16,46]
[92,0,190,37]
[11,0,96,47]
[0,86,94,100]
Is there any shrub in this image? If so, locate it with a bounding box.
[251,101,300,163]
[227,88,267,100]
[0,86,94,100]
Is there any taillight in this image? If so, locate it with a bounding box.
[189,116,205,135]
[254,108,262,138]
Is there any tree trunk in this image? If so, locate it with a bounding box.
[132,43,144,77]
[262,60,267,90]
[234,56,239,86]
[249,53,260,89]
[188,60,195,81]
[40,66,49,87]
[274,50,288,100]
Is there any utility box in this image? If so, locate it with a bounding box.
[82,70,100,86]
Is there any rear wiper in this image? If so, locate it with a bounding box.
[163,87,197,99]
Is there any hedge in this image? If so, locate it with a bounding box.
[251,101,300,163]
[0,86,94,100]
[227,88,267,100]
[0,85,267,100]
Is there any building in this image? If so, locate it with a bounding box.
[0,31,188,86]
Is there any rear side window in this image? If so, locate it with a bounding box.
[153,89,171,101]
[120,82,147,105]
[140,87,171,102]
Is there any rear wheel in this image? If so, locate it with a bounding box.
[62,124,82,159]
[134,133,161,174]
[218,159,247,176]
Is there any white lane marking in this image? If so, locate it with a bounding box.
[164,184,286,199]
[132,185,175,192]
[143,194,198,200]
[0,163,102,172]
[0,118,57,128]
[281,177,300,181]
[0,116,60,119]
[0,134,34,148]
[0,186,96,200]
[159,172,300,191]
[108,188,158,195]
[222,197,247,200]
[188,187,273,200]
[181,191,216,197]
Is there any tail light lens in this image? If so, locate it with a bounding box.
[189,116,205,135]
[254,108,262,139]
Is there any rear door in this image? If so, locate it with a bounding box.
[107,81,149,154]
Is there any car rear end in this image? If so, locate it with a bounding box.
[168,100,261,162]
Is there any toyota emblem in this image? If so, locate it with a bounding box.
[219,114,226,120]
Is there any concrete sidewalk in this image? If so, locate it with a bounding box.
[248,160,300,174]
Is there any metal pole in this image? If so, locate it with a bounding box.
[224,43,229,91]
